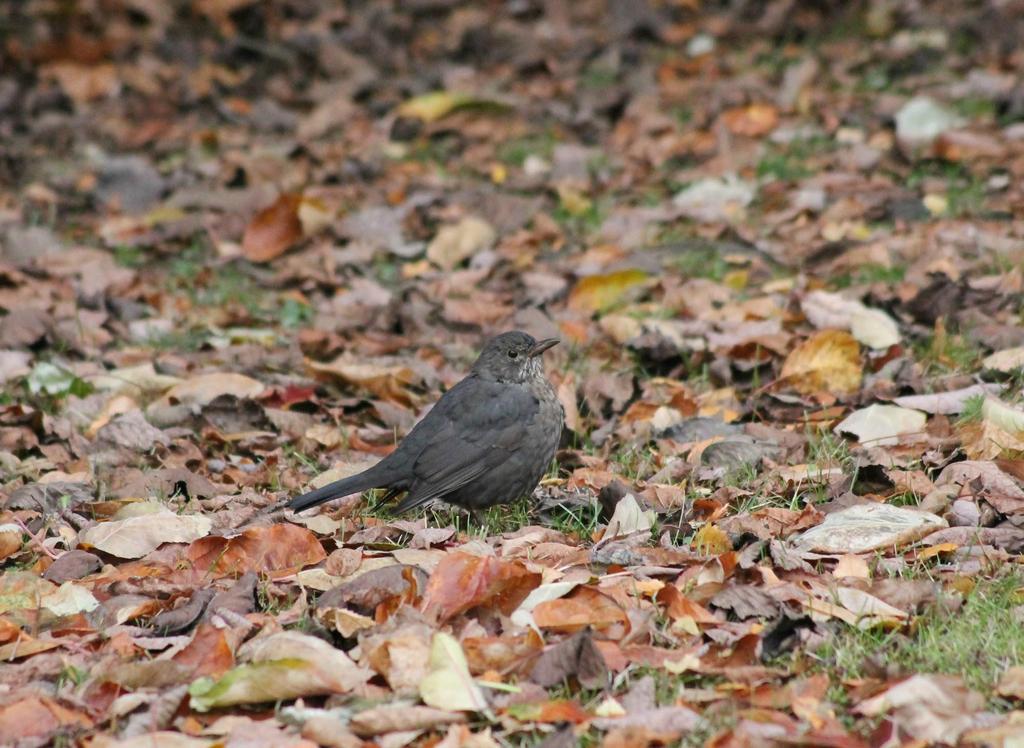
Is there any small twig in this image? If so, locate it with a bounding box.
[14,517,59,559]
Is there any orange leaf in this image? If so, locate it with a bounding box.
[462,630,544,675]
[173,623,235,679]
[242,192,304,262]
[657,585,720,624]
[420,552,541,623]
[186,524,326,576]
[506,699,591,724]
[721,103,780,137]
[916,542,958,560]
[532,586,628,632]
[0,697,93,744]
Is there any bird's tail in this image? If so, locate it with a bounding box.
[289,464,390,513]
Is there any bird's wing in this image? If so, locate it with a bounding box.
[393,377,539,512]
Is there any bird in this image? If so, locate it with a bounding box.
[289,331,564,516]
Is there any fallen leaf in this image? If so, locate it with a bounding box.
[532,586,628,632]
[833,555,870,579]
[935,461,1024,515]
[792,503,946,553]
[604,494,655,538]
[189,631,370,711]
[893,384,1001,415]
[0,697,93,745]
[187,524,326,575]
[44,62,118,104]
[721,103,779,137]
[0,350,32,385]
[426,216,496,270]
[318,564,427,615]
[0,525,20,562]
[895,96,964,150]
[40,582,100,616]
[509,582,579,629]
[306,356,418,403]
[834,404,927,446]
[983,347,1024,373]
[529,628,608,689]
[855,674,982,743]
[780,330,862,395]
[173,624,235,679]
[362,622,434,691]
[997,666,1024,699]
[801,290,900,350]
[350,705,466,736]
[161,372,265,408]
[242,193,304,262]
[421,552,540,623]
[982,397,1024,434]
[419,632,488,711]
[568,270,649,314]
[397,91,505,122]
[833,587,908,627]
[673,177,755,223]
[693,524,731,556]
[79,510,211,559]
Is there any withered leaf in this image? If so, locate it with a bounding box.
[207,571,257,619]
[318,564,428,615]
[242,192,304,262]
[420,552,541,623]
[43,550,102,584]
[186,524,326,575]
[151,587,216,634]
[529,628,608,689]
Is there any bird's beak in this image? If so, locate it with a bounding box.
[529,338,559,358]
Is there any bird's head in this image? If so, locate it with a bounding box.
[472,331,559,384]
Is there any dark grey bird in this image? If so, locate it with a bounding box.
[289,331,563,515]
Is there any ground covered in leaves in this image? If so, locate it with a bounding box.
[3,1,1024,746]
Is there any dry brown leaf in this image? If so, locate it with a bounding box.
[242,193,304,262]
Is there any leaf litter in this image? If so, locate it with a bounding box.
[2,1,1024,746]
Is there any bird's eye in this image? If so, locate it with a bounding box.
[507,350,518,359]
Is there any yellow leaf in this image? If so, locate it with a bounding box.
[556,184,592,216]
[397,91,508,123]
[568,270,649,314]
[398,91,474,122]
[923,193,948,216]
[664,653,701,673]
[780,329,862,395]
[693,524,731,556]
[419,633,487,712]
[723,269,748,289]
[671,615,700,636]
